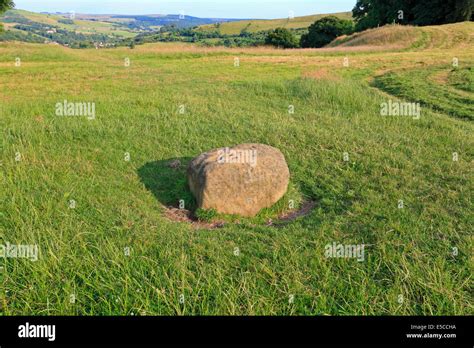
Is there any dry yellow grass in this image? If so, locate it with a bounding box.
[330,22,474,50]
[330,24,420,49]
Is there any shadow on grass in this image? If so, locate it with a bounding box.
[137,158,196,211]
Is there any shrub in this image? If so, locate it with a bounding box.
[300,16,354,48]
[265,27,299,49]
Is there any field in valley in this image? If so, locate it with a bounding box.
[0,22,473,315]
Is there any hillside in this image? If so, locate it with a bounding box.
[197,12,352,35]
[2,9,136,38]
[329,21,474,50]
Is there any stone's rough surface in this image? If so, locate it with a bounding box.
[187,143,290,217]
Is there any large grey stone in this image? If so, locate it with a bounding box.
[187,143,290,217]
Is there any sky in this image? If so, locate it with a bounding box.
[13,0,356,19]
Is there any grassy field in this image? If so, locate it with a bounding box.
[198,12,352,35]
[0,22,473,315]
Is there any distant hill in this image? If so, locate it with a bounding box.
[0,9,244,38]
[109,14,239,29]
[197,12,353,35]
[1,9,137,38]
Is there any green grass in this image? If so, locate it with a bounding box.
[374,66,474,121]
[449,66,474,93]
[0,25,473,315]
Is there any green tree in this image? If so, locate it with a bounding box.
[352,0,417,31]
[300,16,354,48]
[412,0,473,25]
[0,0,14,31]
[265,27,299,48]
[0,0,13,12]
[352,0,472,31]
